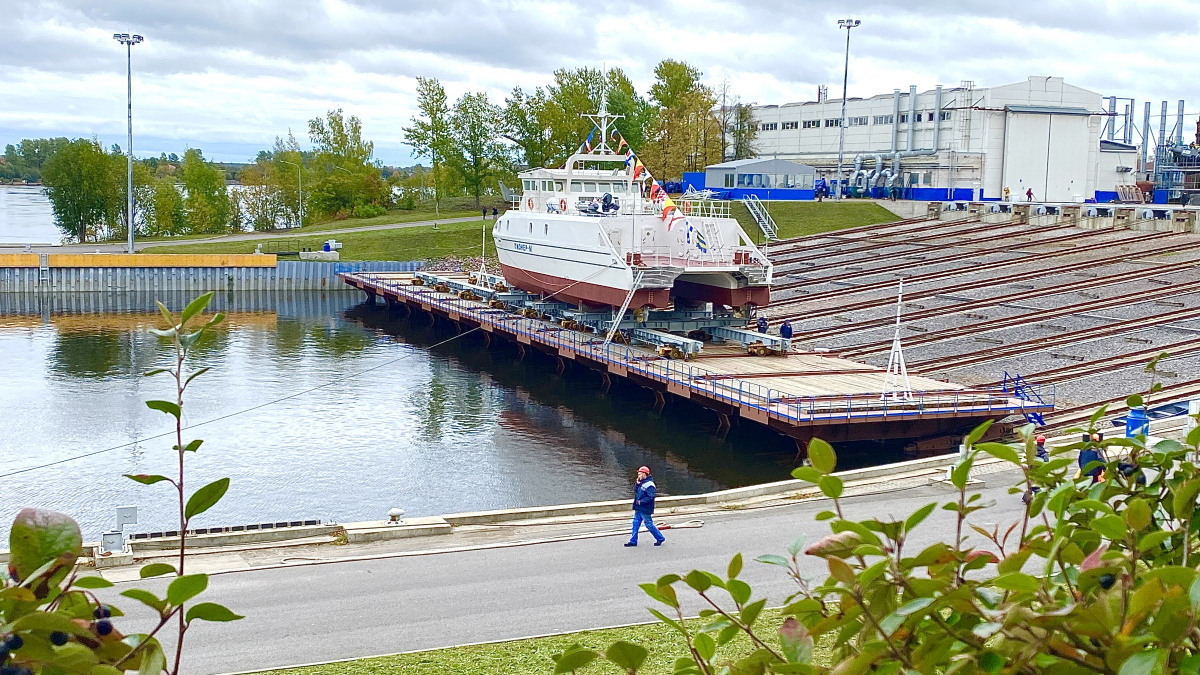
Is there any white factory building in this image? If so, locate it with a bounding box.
[725,76,1140,202]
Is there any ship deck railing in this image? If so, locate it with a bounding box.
[343,271,1053,426]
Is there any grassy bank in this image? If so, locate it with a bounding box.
[258,609,829,675]
[143,219,494,262]
[731,201,897,240]
[297,208,479,233]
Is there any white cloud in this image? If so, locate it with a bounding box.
[5,0,1200,164]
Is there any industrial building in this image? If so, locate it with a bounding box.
[702,76,1189,203]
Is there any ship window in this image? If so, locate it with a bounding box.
[612,182,626,193]
[570,181,583,192]
[555,181,564,191]
[542,180,552,190]
[523,179,534,190]
[584,182,598,192]
[597,182,610,193]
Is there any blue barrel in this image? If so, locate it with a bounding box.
[1125,408,1150,437]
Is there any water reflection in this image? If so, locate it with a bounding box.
[0,291,815,541]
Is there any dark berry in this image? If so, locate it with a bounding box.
[49,631,68,646]
[93,605,112,619]
[4,635,20,651]
[1099,574,1116,589]
[95,620,113,636]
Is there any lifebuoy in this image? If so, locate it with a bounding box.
[526,197,533,210]
[559,198,568,212]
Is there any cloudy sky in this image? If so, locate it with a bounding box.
[5,0,1199,164]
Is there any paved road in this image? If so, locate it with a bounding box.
[8,216,482,254]
[105,470,1028,674]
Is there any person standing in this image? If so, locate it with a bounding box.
[482,207,489,220]
[626,466,665,547]
[1025,188,1034,202]
[492,207,498,219]
[1077,433,1106,483]
[780,319,793,339]
[756,316,768,334]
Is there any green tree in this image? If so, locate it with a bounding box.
[3,137,70,182]
[502,86,555,168]
[40,138,123,242]
[307,108,390,217]
[451,91,508,207]
[404,77,456,214]
[642,60,722,179]
[180,148,231,234]
[146,175,186,236]
[730,103,759,161]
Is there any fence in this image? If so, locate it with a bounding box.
[0,259,423,293]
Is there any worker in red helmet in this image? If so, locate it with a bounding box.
[1035,435,1048,462]
[626,466,665,547]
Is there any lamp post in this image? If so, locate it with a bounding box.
[279,160,303,228]
[835,18,860,201]
[112,33,143,252]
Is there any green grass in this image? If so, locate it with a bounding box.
[731,201,898,241]
[141,219,495,262]
[296,209,480,233]
[256,609,829,675]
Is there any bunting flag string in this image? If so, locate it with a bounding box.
[611,130,690,236]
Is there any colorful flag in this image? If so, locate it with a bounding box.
[616,134,628,151]
[632,159,645,180]
[583,127,596,152]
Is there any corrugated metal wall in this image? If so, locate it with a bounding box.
[0,260,422,293]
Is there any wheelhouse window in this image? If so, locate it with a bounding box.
[570,181,583,192]
[584,182,598,192]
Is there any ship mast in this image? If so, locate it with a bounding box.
[581,74,622,156]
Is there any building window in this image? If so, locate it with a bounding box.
[898,113,909,123]
[923,172,933,185]
[781,121,798,130]
[760,122,778,131]
[724,173,734,188]
[848,116,868,126]
[873,115,894,124]
[824,118,841,127]
[939,111,952,121]
[802,120,820,129]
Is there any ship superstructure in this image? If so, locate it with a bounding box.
[493,106,772,316]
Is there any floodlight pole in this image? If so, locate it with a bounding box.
[835,18,860,202]
[113,33,143,252]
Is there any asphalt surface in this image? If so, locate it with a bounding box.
[102,468,1029,675]
[10,216,481,254]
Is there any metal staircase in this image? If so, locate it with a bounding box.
[1001,372,1048,427]
[604,270,644,346]
[740,194,778,241]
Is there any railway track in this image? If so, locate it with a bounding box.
[773,227,1164,295]
[839,276,1200,357]
[770,217,987,265]
[772,236,1200,330]
[768,214,939,253]
[908,304,1200,372]
[1041,379,1200,430]
[976,337,1200,387]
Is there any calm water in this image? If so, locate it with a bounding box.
[0,291,836,540]
[0,185,58,243]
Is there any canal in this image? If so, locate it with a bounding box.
[1,290,909,541]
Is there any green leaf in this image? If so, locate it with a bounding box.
[648,608,684,633]
[167,573,209,606]
[184,602,243,623]
[1119,648,1165,675]
[693,632,716,662]
[139,562,177,579]
[1088,404,1110,431]
[72,575,113,589]
[807,438,836,474]
[143,368,168,377]
[121,588,167,614]
[684,570,713,592]
[184,367,211,387]
[182,439,204,453]
[727,552,743,580]
[786,534,806,557]
[179,330,203,351]
[741,598,767,628]
[155,300,175,327]
[790,466,821,483]
[1126,394,1145,409]
[895,597,934,616]
[819,475,844,498]
[976,442,1020,464]
[951,454,975,489]
[755,554,791,568]
[180,292,214,327]
[125,474,172,486]
[979,651,1004,674]
[965,419,994,446]
[93,665,124,675]
[1124,498,1152,532]
[828,557,855,585]
[815,510,836,521]
[1138,531,1173,553]
[145,399,181,418]
[138,642,167,675]
[184,477,230,520]
[778,617,813,664]
[1092,514,1128,541]
[727,579,752,606]
[12,610,93,636]
[605,641,648,672]
[904,502,937,532]
[992,572,1041,593]
[206,312,226,328]
[8,507,82,582]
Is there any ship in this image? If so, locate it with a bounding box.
[493,106,772,315]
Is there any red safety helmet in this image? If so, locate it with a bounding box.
[637,466,651,475]
[1035,435,1046,443]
